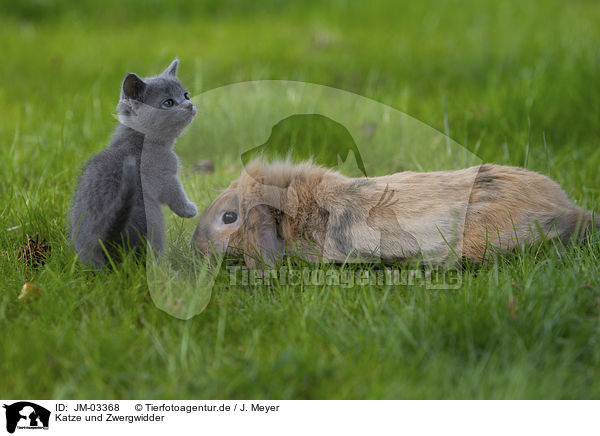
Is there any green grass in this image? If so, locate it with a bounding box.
[1,0,600,399]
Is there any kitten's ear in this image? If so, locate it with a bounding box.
[121,73,146,101]
[162,58,179,77]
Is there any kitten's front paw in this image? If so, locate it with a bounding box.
[180,202,198,218]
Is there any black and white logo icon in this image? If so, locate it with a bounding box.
[3,402,50,434]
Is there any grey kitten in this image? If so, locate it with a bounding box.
[70,59,197,268]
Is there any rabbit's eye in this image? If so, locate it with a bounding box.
[222,211,238,224]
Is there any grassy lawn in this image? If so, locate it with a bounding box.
[1,0,600,399]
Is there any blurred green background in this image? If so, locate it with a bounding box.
[2,0,600,192]
[1,0,599,399]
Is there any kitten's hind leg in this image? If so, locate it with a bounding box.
[99,156,137,243]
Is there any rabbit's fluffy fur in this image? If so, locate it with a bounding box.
[192,160,598,268]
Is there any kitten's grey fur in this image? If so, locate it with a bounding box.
[70,59,197,268]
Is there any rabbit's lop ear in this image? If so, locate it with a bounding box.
[242,204,285,269]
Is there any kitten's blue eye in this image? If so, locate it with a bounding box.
[162,99,175,108]
[222,211,237,224]
[184,92,190,100]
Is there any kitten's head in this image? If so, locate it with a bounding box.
[117,59,197,141]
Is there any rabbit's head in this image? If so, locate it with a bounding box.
[192,181,243,257]
[192,170,287,268]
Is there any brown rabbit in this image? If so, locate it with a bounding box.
[192,160,598,268]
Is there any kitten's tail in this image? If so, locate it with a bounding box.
[93,156,137,244]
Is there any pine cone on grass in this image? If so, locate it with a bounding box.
[17,233,51,267]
